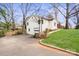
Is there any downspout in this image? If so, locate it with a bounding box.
[39,17,40,34]
[39,17,42,34]
[40,18,42,33]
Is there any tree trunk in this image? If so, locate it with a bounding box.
[76,18,79,28]
[65,17,69,29]
[11,4,16,31]
[12,21,15,31]
[75,17,79,29]
[75,8,79,29]
[4,17,10,30]
[75,15,79,29]
[65,3,69,29]
[22,16,26,34]
[12,14,16,31]
[12,15,15,31]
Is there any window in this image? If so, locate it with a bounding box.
[38,20,40,24]
[42,20,43,24]
[54,22,56,26]
[38,20,43,24]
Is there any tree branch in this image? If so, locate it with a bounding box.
[58,4,67,10]
[69,10,79,18]
[69,4,79,14]
[51,4,66,18]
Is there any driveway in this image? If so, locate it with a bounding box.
[0,35,75,56]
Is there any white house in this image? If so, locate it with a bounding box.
[26,15,58,35]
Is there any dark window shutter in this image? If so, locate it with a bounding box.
[42,20,43,24]
[38,20,43,24]
[38,20,40,24]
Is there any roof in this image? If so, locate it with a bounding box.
[26,15,54,21]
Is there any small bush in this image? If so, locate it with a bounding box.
[39,32,47,39]
[0,30,5,37]
[13,30,23,35]
[33,33,39,38]
[75,25,79,29]
[16,31,22,35]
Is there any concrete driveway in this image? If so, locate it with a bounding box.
[0,35,74,56]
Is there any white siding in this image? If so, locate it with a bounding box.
[26,16,58,35]
[42,19,58,31]
[50,20,58,29]
[26,17,39,35]
[42,19,48,31]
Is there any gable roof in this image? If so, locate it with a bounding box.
[26,15,54,21]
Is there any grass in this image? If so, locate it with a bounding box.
[42,29,79,53]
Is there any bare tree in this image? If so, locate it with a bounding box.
[10,4,15,31]
[0,4,16,30]
[0,4,11,30]
[20,3,31,34]
[53,4,59,23]
[20,3,41,34]
[75,7,79,29]
[51,3,79,29]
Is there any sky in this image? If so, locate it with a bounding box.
[12,3,65,24]
[9,3,54,25]
[0,3,77,27]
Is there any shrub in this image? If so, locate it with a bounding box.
[33,32,47,39]
[0,30,5,37]
[13,30,23,35]
[33,33,39,38]
[16,31,22,35]
[75,25,79,29]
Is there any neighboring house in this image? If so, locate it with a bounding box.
[26,15,58,35]
[57,23,64,29]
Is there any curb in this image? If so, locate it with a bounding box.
[48,29,61,35]
[39,39,79,56]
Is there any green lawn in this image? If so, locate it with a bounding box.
[42,29,79,53]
